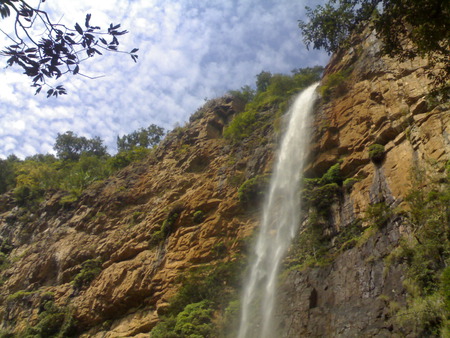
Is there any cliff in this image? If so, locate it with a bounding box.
[0,96,277,337]
[276,29,449,336]
[0,28,448,337]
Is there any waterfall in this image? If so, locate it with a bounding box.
[237,83,319,338]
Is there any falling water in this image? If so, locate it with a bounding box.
[237,83,319,338]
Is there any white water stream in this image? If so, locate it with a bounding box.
[237,83,319,338]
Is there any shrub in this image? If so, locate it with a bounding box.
[192,210,205,224]
[6,290,37,303]
[365,202,392,228]
[13,185,44,207]
[238,175,270,206]
[319,69,351,102]
[223,110,258,141]
[368,144,385,163]
[320,163,341,185]
[174,301,214,337]
[343,177,359,191]
[307,183,340,212]
[149,204,184,247]
[108,147,151,170]
[72,258,102,289]
[23,301,77,338]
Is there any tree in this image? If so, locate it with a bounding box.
[0,154,20,193]
[299,0,449,87]
[255,71,272,93]
[116,124,165,152]
[54,131,107,161]
[0,0,138,97]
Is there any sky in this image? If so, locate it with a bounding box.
[0,0,328,159]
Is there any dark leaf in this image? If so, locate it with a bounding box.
[25,48,37,53]
[99,37,107,45]
[35,86,42,95]
[73,65,79,75]
[47,89,54,98]
[85,13,91,28]
[75,23,83,35]
[130,48,139,53]
[39,57,52,64]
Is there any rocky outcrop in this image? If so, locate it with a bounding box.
[276,28,449,336]
[0,96,274,337]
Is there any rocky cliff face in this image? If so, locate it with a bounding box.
[0,28,448,337]
[0,97,276,337]
[276,29,449,336]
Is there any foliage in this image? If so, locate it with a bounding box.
[13,184,44,207]
[343,177,359,191]
[298,0,449,87]
[54,131,108,161]
[72,258,102,289]
[302,163,342,215]
[223,110,258,141]
[319,69,351,102]
[0,2,138,96]
[385,165,449,335]
[60,154,111,197]
[368,144,385,163]
[227,85,256,104]
[116,124,165,152]
[256,71,272,93]
[0,155,18,194]
[168,260,243,315]
[151,260,244,337]
[174,301,214,337]
[237,175,270,206]
[23,300,77,337]
[6,290,37,303]
[320,163,342,185]
[223,66,323,142]
[149,204,183,247]
[108,146,152,170]
[192,210,205,224]
[365,201,392,228]
[152,301,215,338]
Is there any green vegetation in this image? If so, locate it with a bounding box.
[368,144,385,163]
[116,124,165,152]
[0,124,163,208]
[150,260,244,337]
[224,67,323,142]
[381,164,450,335]
[109,147,153,170]
[238,175,270,206]
[152,301,214,338]
[72,258,102,289]
[302,163,342,215]
[298,0,449,88]
[54,131,107,161]
[319,69,352,102]
[365,201,392,229]
[192,210,205,224]
[149,204,184,247]
[23,300,77,337]
[6,290,38,303]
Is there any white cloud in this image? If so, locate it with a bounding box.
[0,0,328,158]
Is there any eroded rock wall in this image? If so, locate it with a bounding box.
[0,97,275,337]
[276,29,449,336]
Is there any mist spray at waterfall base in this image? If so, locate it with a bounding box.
[237,83,319,338]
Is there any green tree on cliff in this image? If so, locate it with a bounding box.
[116,124,165,152]
[54,131,108,161]
[299,0,449,86]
